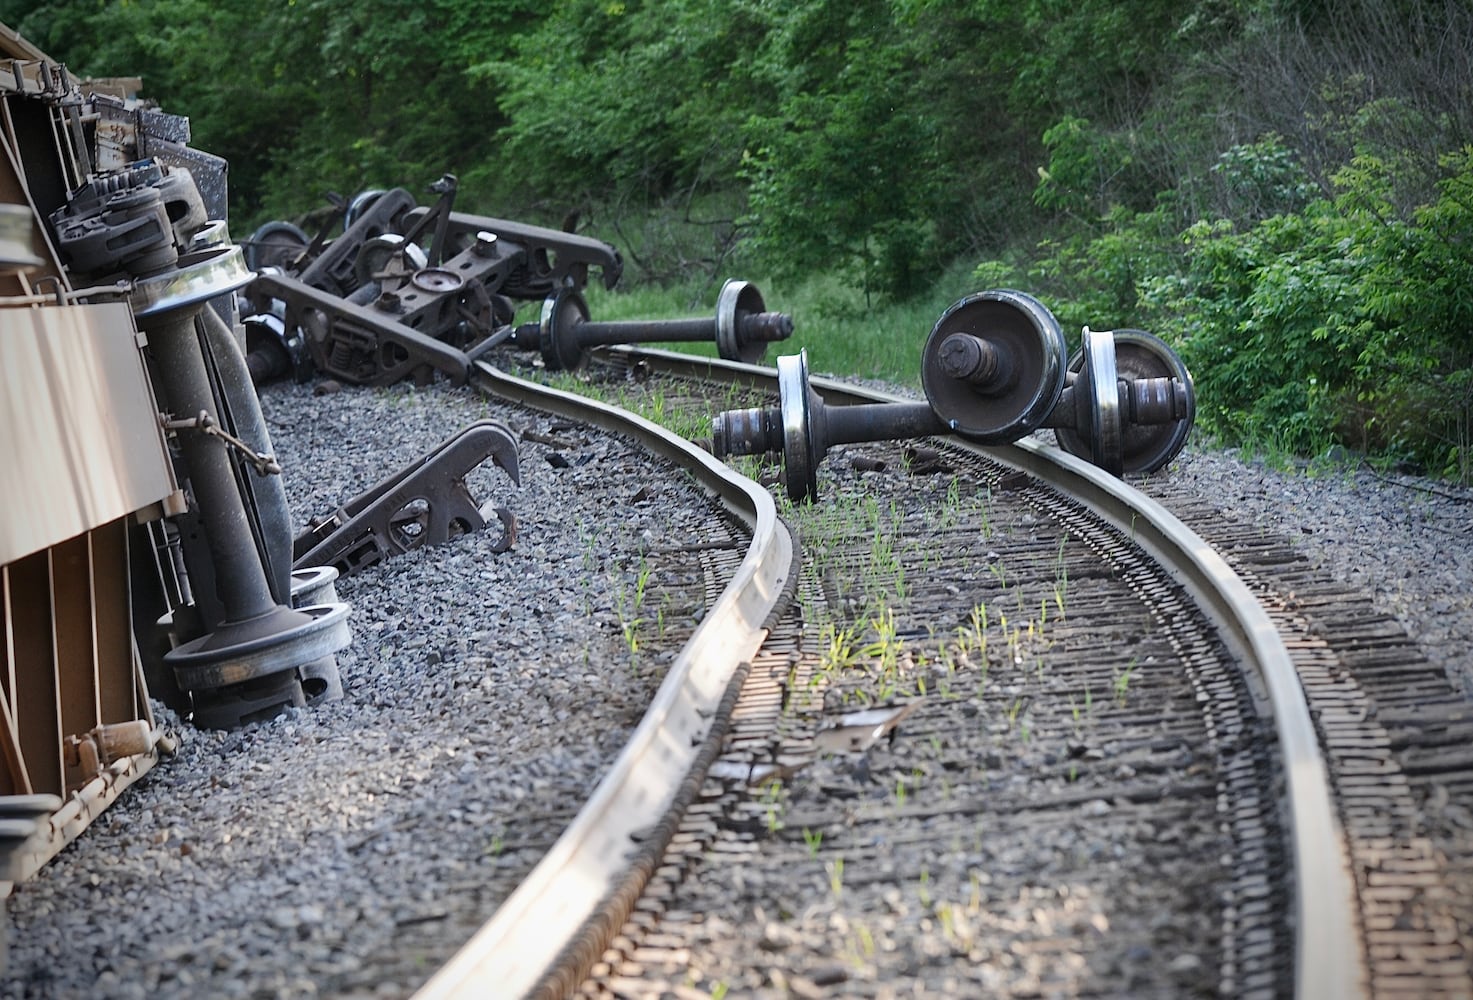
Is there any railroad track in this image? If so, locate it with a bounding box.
[412,345,1461,998]
[7,345,1468,999]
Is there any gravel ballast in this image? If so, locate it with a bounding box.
[3,379,725,999]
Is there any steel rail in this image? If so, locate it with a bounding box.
[605,346,1369,1000]
[412,360,795,1000]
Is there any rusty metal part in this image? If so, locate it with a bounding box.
[399,205,624,296]
[920,289,1067,442]
[168,603,352,693]
[241,187,626,387]
[1055,328,1195,475]
[242,306,312,385]
[711,349,946,502]
[288,566,345,704]
[715,290,1071,500]
[293,187,418,298]
[354,232,427,288]
[1052,327,1123,475]
[243,220,309,272]
[713,296,1195,498]
[513,280,792,371]
[714,344,997,502]
[252,269,474,386]
[62,721,153,782]
[292,420,521,578]
[1046,328,1195,475]
[254,208,578,386]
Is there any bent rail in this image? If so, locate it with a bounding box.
[413,360,795,1000]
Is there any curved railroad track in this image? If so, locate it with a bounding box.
[413,346,1358,999]
[7,345,1469,1000]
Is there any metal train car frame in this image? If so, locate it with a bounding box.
[0,22,355,902]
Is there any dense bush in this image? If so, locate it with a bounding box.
[995,137,1473,479]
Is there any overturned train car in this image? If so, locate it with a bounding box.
[0,23,353,897]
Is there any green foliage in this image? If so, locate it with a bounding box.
[11,0,538,224]
[1003,131,1473,478]
[474,0,771,200]
[1209,134,1321,224]
[5,0,1470,476]
[1164,146,1473,476]
[739,1,949,300]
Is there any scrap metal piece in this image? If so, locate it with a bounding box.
[252,269,475,387]
[241,186,626,387]
[814,701,922,753]
[293,187,418,298]
[292,420,521,578]
[399,206,624,295]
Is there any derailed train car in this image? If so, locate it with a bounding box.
[0,21,354,909]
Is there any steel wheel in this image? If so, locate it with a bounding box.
[921,289,1066,443]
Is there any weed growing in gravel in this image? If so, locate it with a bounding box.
[1068,687,1097,740]
[827,856,845,898]
[977,484,994,539]
[820,622,859,676]
[956,603,989,658]
[617,385,710,442]
[612,558,653,669]
[860,609,903,679]
[802,827,823,857]
[762,780,785,833]
[655,591,674,640]
[1113,657,1139,708]
[936,477,959,529]
[784,486,913,628]
[1005,696,1027,732]
[988,559,1007,589]
[1052,531,1071,619]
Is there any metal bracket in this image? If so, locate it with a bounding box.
[291,420,521,578]
[161,409,282,476]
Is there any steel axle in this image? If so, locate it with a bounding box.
[713,350,946,502]
[712,291,1196,501]
[513,279,793,370]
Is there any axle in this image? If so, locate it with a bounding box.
[512,279,793,370]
